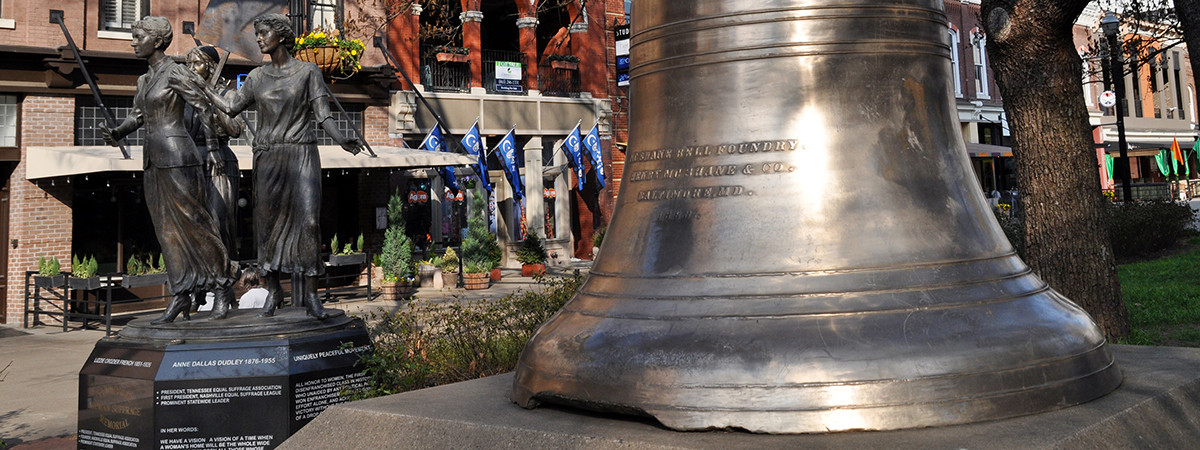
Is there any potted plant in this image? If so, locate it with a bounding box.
[461,192,500,289]
[123,254,168,288]
[292,27,366,78]
[33,256,64,289]
[328,233,367,266]
[517,233,548,277]
[68,254,101,290]
[592,226,606,259]
[549,54,580,70]
[433,44,470,63]
[462,261,491,290]
[379,191,417,301]
[439,247,460,287]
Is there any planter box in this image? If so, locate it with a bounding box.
[33,275,65,289]
[329,253,367,266]
[490,268,502,281]
[463,272,489,290]
[417,264,437,286]
[380,281,419,302]
[521,264,546,277]
[436,52,469,63]
[441,271,458,288]
[551,60,579,70]
[68,276,102,290]
[123,272,169,288]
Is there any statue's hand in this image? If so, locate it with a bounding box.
[99,124,119,147]
[341,137,364,155]
[207,150,225,173]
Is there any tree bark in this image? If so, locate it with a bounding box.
[980,0,1130,339]
[1175,0,1200,122]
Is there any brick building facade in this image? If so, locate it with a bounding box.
[0,0,631,324]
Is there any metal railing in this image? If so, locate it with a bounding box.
[538,61,582,97]
[421,57,471,93]
[482,50,527,95]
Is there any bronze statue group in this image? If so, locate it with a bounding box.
[100,14,364,324]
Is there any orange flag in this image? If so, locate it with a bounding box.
[1171,137,1185,164]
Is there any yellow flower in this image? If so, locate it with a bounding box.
[297,37,305,45]
[351,49,357,56]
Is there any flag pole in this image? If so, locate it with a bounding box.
[50,10,131,159]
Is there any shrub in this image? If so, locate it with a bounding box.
[380,191,415,282]
[461,193,502,271]
[592,226,606,248]
[72,255,98,279]
[993,204,1025,259]
[439,247,459,273]
[992,199,1197,263]
[516,233,547,265]
[37,256,61,277]
[1105,199,1197,261]
[346,272,583,399]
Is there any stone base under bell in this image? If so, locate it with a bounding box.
[280,345,1200,448]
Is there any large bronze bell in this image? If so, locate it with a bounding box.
[512,0,1120,433]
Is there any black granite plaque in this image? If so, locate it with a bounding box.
[79,308,371,450]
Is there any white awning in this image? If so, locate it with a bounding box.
[24,145,478,180]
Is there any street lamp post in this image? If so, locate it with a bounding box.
[1102,11,1133,202]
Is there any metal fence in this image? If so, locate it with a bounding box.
[421,57,471,93]
[482,50,527,95]
[538,61,582,97]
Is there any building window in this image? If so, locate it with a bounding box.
[309,0,341,31]
[1129,55,1143,118]
[0,94,16,147]
[76,96,145,146]
[1173,52,1185,120]
[0,0,16,29]
[100,0,148,33]
[950,28,962,97]
[972,32,989,99]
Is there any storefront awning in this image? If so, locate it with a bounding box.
[965,142,1012,157]
[24,145,478,180]
[1101,141,1188,157]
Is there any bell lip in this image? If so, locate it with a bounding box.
[512,344,1122,434]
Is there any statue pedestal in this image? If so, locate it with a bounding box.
[78,308,370,450]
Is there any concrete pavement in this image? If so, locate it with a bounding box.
[0,263,588,447]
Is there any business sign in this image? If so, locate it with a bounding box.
[1098,90,1117,108]
[495,61,523,92]
[615,24,631,86]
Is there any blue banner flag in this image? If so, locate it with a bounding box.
[460,121,491,192]
[564,124,585,190]
[495,129,524,199]
[418,124,445,152]
[584,124,605,188]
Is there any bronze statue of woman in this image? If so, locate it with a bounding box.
[205,13,363,320]
[100,16,237,323]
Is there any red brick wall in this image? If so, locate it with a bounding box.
[7,95,75,325]
[362,105,405,148]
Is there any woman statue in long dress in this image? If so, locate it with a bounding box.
[204,13,363,320]
[100,16,237,323]
[183,45,245,314]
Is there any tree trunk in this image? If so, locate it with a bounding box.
[1175,0,1200,122]
[980,1,1131,339]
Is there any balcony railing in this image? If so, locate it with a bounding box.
[421,57,470,93]
[538,61,582,98]
[482,50,527,95]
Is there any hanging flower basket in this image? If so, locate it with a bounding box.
[436,52,470,63]
[294,46,341,74]
[292,28,365,79]
[551,60,578,70]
